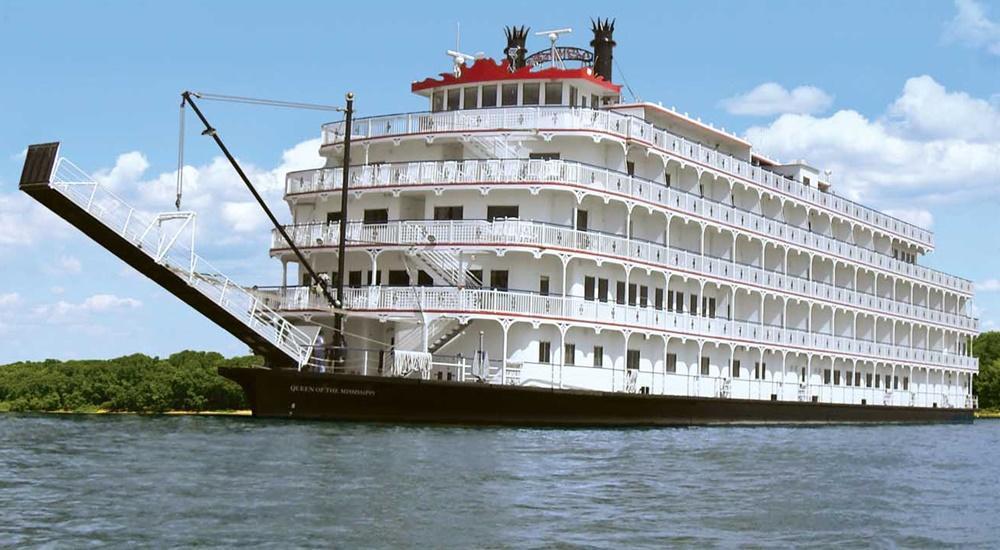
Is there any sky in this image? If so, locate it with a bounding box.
[1,0,998,363]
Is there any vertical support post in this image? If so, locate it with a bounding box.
[335,93,355,367]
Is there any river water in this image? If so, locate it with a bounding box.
[2,415,998,548]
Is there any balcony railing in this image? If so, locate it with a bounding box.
[286,157,973,295]
[321,107,936,251]
[271,220,977,332]
[263,285,979,372]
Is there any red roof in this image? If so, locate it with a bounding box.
[411,58,621,93]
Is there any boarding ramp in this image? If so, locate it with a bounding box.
[18,142,317,369]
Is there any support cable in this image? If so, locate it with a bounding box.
[614,59,639,103]
[191,91,347,112]
[175,100,186,210]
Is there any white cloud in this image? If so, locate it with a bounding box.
[58,255,82,274]
[976,279,1000,292]
[0,292,21,307]
[882,208,934,229]
[744,76,1000,206]
[720,83,833,116]
[32,293,142,324]
[946,0,1000,56]
[50,286,65,295]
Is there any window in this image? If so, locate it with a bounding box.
[564,343,575,365]
[538,341,551,363]
[855,372,862,387]
[544,82,563,105]
[834,370,841,385]
[707,297,717,318]
[598,278,609,302]
[501,84,518,106]
[689,294,698,316]
[732,359,741,378]
[893,376,899,390]
[529,152,560,161]
[627,349,640,371]
[569,86,578,107]
[754,361,764,380]
[666,353,677,373]
[417,270,433,286]
[803,176,811,187]
[432,91,444,112]
[575,210,588,231]
[675,291,685,313]
[446,88,460,110]
[824,369,832,384]
[626,161,635,176]
[593,346,604,367]
[539,276,550,296]
[875,374,881,388]
[584,277,596,301]
[468,269,483,287]
[628,283,637,306]
[433,206,463,220]
[482,85,498,108]
[326,211,342,223]
[348,270,363,288]
[487,205,519,221]
[522,83,540,105]
[667,290,675,312]
[700,356,710,376]
[366,270,382,286]
[903,377,909,390]
[363,209,388,224]
[463,86,478,109]
[490,270,509,291]
[616,281,626,305]
[866,373,873,387]
[388,270,409,287]
[655,288,664,310]
[639,286,648,308]
[664,172,672,187]
[885,375,891,389]
[801,367,806,383]
[591,94,599,107]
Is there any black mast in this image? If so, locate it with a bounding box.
[334,93,354,366]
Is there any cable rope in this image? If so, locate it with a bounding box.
[190,91,347,112]
[614,59,639,103]
[175,100,186,210]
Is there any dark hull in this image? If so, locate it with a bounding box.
[220,367,974,426]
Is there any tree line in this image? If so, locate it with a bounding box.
[0,351,258,413]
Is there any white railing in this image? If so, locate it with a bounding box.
[268,285,978,372]
[271,219,977,332]
[49,158,317,368]
[286,157,971,296]
[321,107,940,254]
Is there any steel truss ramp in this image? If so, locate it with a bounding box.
[18,142,317,369]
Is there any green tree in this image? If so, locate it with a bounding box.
[973,332,1000,409]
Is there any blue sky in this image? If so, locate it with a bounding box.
[1,0,998,363]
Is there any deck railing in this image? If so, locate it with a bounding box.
[285,157,971,295]
[266,285,978,372]
[320,107,938,253]
[270,219,977,332]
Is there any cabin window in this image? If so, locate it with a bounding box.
[522,83,540,105]
[834,370,841,385]
[855,372,862,386]
[875,374,881,388]
[689,294,698,315]
[626,161,635,176]
[884,375,891,389]
[564,343,575,366]
[538,341,551,363]
[529,152,560,160]
[489,270,508,291]
[654,288,664,310]
[569,86,578,107]
[366,270,382,286]
[482,85,498,108]
[639,285,648,308]
[593,346,604,367]
[432,91,444,112]
[539,275,550,296]
[584,277,596,301]
[824,369,832,384]
[446,88,460,110]
[417,270,433,286]
[487,205,519,221]
[575,209,588,231]
[363,208,388,224]
[667,290,675,312]
[463,86,478,109]
[903,377,909,390]
[626,349,640,371]
[700,356,710,376]
[801,367,806,382]
[675,291,685,313]
[433,206,463,220]
[754,361,763,380]
[348,270,363,288]
[501,84,518,106]
[666,353,677,373]
[664,172,672,187]
[326,211,342,223]
[732,359,740,378]
[866,373,873,387]
[616,281,626,305]
[468,269,483,287]
[387,270,409,287]
[803,176,811,187]
[893,376,899,390]
[627,283,637,306]
[544,82,563,105]
[598,278,609,302]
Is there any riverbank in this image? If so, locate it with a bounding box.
[2,408,254,416]
[976,408,1000,419]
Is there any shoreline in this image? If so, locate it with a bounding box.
[1,409,253,417]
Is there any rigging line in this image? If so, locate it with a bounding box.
[304,317,394,348]
[175,99,186,210]
[190,91,347,112]
[614,59,639,103]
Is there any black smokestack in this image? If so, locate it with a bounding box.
[504,25,529,70]
[590,18,616,82]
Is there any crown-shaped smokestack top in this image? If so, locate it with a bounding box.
[504,25,530,70]
[590,18,616,82]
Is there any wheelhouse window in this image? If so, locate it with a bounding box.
[463,86,478,109]
[501,84,518,106]
[522,83,540,105]
[432,91,444,112]
[569,86,578,107]
[544,82,563,105]
[482,85,498,108]
[446,88,460,111]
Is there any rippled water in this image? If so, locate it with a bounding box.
[2,415,998,548]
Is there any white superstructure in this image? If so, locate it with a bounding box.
[269,23,978,410]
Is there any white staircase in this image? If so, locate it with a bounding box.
[406,248,483,288]
[30,154,317,369]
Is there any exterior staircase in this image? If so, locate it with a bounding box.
[406,248,483,288]
[18,143,317,369]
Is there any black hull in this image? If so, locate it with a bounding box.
[220,367,974,426]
